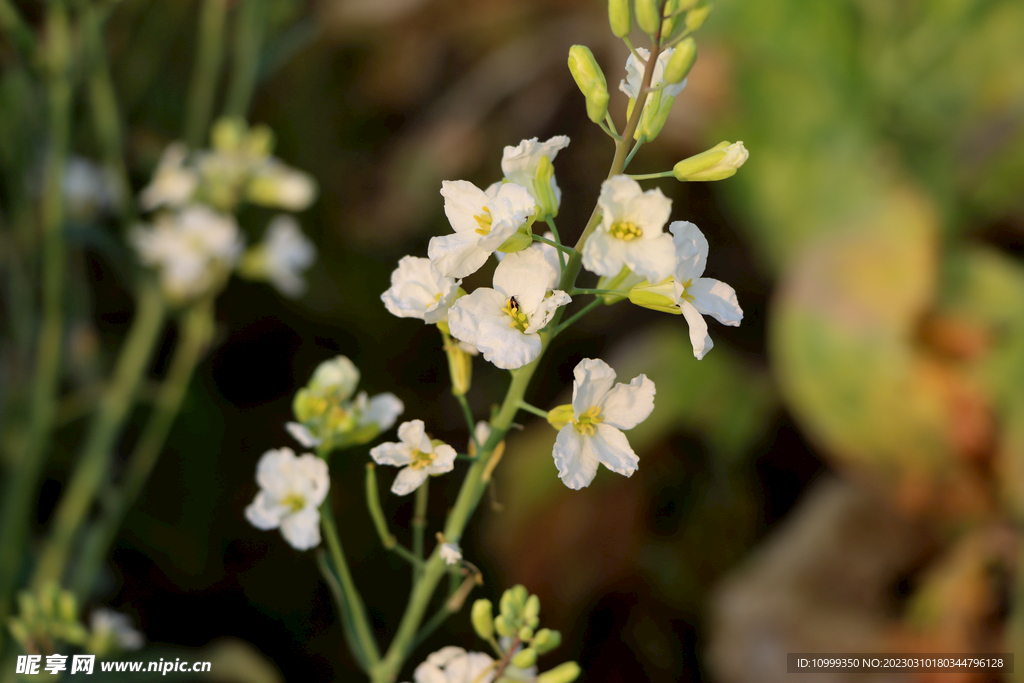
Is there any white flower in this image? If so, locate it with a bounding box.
[439,542,462,565]
[370,420,457,496]
[620,47,687,105]
[309,355,360,398]
[428,181,536,278]
[582,175,675,283]
[130,206,243,300]
[382,256,461,324]
[89,609,144,651]
[494,231,562,289]
[139,143,198,211]
[245,447,330,550]
[552,358,655,490]
[500,136,570,216]
[448,250,570,370]
[353,391,405,432]
[240,215,316,297]
[669,221,742,359]
[411,647,495,683]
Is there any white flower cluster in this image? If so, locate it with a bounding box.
[131,119,318,302]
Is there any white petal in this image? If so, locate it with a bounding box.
[524,290,571,334]
[439,543,462,565]
[492,249,553,314]
[669,221,708,281]
[474,421,492,448]
[689,278,743,326]
[245,492,283,530]
[398,419,433,453]
[441,180,490,234]
[624,185,671,235]
[500,136,570,185]
[293,454,330,507]
[445,652,496,683]
[425,647,467,669]
[426,444,457,475]
[581,230,628,278]
[590,424,640,477]
[370,441,413,467]
[286,422,321,448]
[279,507,322,550]
[621,232,676,283]
[571,358,616,418]
[391,466,429,496]
[382,255,460,322]
[600,374,656,430]
[553,427,600,490]
[680,300,713,360]
[412,663,447,683]
[310,356,360,399]
[362,393,405,431]
[474,314,542,369]
[254,448,298,498]
[428,232,490,279]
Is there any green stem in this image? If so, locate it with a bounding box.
[516,401,548,419]
[71,299,213,598]
[364,465,423,568]
[320,495,381,671]
[223,0,267,118]
[629,171,674,180]
[541,219,567,271]
[0,3,72,649]
[622,134,647,171]
[531,234,574,256]
[603,112,620,138]
[184,0,229,147]
[32,280,168,589]
[555,299,605,336]
[455,394,476,446]
[81,2,135,224]
[570,288,618,296]
[412,480,429,579]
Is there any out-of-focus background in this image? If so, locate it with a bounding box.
[3,0,1024,681]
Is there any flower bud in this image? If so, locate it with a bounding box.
[628,279,682,314]
[511,584,529,609]
[524,594,541,622]
[532,156,560,220]
[518,625,534,641]
[634,0,661,35]
[608,0,631,37]
[471,599,494,641]
[537,662,581,683]
[685,0,713,32]
[546,404,574,430]
[664,38,697,84]
[511,648,538,669]
[567,46,610,124]
[499,589,518,619]
[533,628,562,655]
[494,614,514,638]
[672,141,748,181]
[58,591,78,622]
[635,90,675,141]
[443,335,473,396]
[211,118,246,152]
[497,225,534,253]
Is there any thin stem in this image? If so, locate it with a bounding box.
[623,36,642,62]
[71,298,213,597]
[365,466,423,568]
[516,401,548,419]
[603,112,620,137]
[223,0,267,118]
[570,287,619,296]
[0,3,72,647]
[316,550,372,674]
[455,393,476,446]
[554,299,604,336]
[598,120,621,142]
[531,234,574,256]
[543,218,566,271]
[184,0,230,147]
[628,171,675,180]
[412,479,429,580]
[622,134,647,171]
[321,495,381,671]
[32,280,168,589]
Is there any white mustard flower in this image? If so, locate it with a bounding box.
[88,609,144,651]
[551,358,655,490]
[582,175,675,284]
[620,47,688,103]
[411,647,495,683]
[244,448,330,550]
[494,231,562,289]
[447,250,570,370]
[130,205,243,301]
[439,542,462,565]
[238,215,317,297]
[382,256,462,324]
[669,221,742,359]
[138,143,198,211]
[369,420,457,496]
[428,181,536,278]
[500,136,570,218]
[353,391,405,433]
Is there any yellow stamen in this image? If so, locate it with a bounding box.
[501,297,530,332]
[281,493,306,512]
[572,405,603,436]
[409,448,437,470]
[610,221,642,241]
[679,278,695,303]
[473,207,493,235]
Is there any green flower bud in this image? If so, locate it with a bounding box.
[532,156,560,220]
[443,334,473,397]
[537,662,581,683]
[567,46,610,124]
[211,118,246,152]
[494,614,514,638]
[533,628,562,655]
[511,648,538,669]
[664,38,697,84]
[518,625,535,641]
[7,619,29,648]
[546,404,575,430]
[634,0,661,35]
[246,124,275,158]
[524,594,541,622]
[499,590,517,620]
[497,225,534,253]
[58,591,77,622]
[628,279,682,314]
[471,599,494,641]
[17,592,37,623]
[511,584,529,610]
[635,90,675,141]
[672,141,748,181]
[685,0,713,32]
[608,0,631,37]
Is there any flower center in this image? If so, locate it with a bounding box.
[281,493,306,512]
[473,207,493,235]
[501,296,530,332]
[325,405,353,432]
[610,221,642,241]
[409,448,437,470]
[572,405,603,436]
[678,278,695,303]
